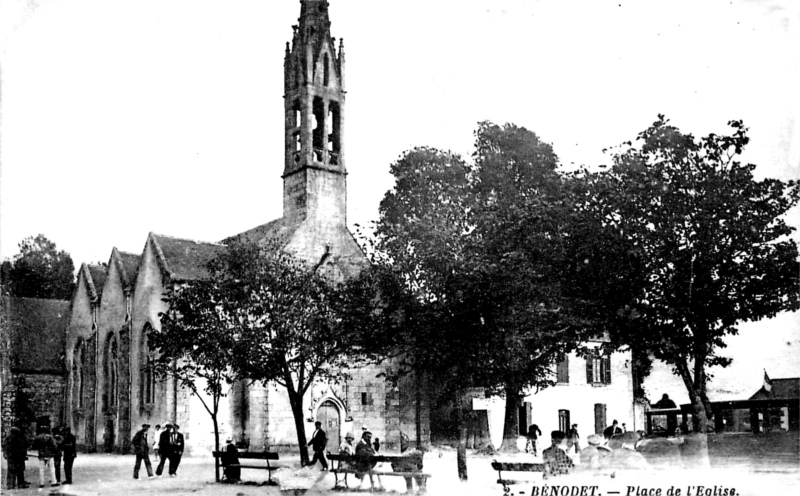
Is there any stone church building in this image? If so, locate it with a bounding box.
[64,0,429,454]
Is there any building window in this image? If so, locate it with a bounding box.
[556,356,569,384]
[586,353,611,385]
[594,403,607,434]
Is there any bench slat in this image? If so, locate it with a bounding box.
[491,462,546,472]
[331,469,431,477]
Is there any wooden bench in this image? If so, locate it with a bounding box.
[212,450,283,483]
[327,453,431,491]
[491,460,546,494]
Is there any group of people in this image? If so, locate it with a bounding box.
[2,424,77,490]
[537,422,649,478]
[131,422,185,479]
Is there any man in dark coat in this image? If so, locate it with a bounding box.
[603,420,622,440]
[155,423,172,476]
[132,423,154,479]
[168,424,185,476]
[306,421,328,470]
[3,426,30,489]
[221,437,241,483]
[525,423,542,455]
[52,427,64,483]
[61,427,77,485]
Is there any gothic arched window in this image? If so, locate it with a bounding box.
[104,333,119,411]
[141,325,156,406]
[73,340,85,408]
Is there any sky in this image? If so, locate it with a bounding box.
[1,0,798,382]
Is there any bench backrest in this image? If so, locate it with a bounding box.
[328,453,411,464]
[212,451,279,460]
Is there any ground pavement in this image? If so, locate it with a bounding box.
[2,447,798,496]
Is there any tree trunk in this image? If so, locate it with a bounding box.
[499,382,520,452]
[415,371,423,449]
[287,388,310,466]
[212,413,220,482]
[454,390,467,481]
[675,357,710,468]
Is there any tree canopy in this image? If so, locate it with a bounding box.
[587,115,800,433]
[155,239,364,465]
[1,234,76,300]
[368,122,619,451]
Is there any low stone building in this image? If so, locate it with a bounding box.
[63,0,429,455]
[1,296,70,440]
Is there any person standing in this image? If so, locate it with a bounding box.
[152,424,162,458]
[3,426,30,489]
[61,427,77,485]
[306,421,328,470]
[525,423,542,455]
[132,423,154,479]
[168,424,184,477]
[567,424,580,454]
[155,423,172,476]
[32,425,60,490]
[52,427,64,484]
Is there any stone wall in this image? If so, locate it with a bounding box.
[1,373,65,440]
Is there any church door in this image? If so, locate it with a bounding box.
[317,401,340,451]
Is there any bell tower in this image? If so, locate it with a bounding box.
[283,0,346,226]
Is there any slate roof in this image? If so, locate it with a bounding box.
[111,248,141,290]
[1,296,69,374]
[149,233,226,282]
[749,378,800,401]
[221,217,296,250]
[80,263,107,302]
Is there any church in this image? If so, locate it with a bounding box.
[64,0,429,455]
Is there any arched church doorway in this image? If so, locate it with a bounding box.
[317,401,340,450]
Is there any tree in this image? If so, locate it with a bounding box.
[371,122,609,461]
[590,116,799,441]
[153,277,241,481]
[180,240,361,466]
[1,234,76,300]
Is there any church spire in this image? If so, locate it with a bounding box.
[283,0,347,226]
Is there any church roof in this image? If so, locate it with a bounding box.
[749,378,800,401]
[149,233,226,282]
[221,217,296,250]
[111,248,140,291]
[1,296,69,374]
[80,263,107,302]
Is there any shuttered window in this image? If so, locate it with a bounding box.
[586,354,611,385]
[556,356,569,384]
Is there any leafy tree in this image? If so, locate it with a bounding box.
[1,235,76,300]
[153,278,241,481]
[371,122,610,460]
[162,239,361,465]
[590,116,799,439]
